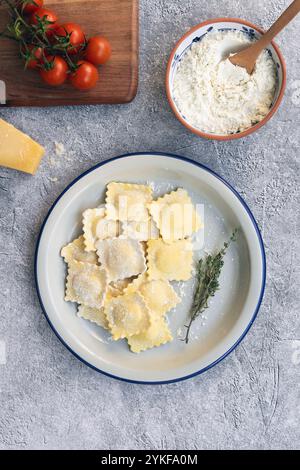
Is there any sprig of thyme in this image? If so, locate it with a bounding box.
[184,228,239,344]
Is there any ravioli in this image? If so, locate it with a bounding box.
[61,181,201,354]
[122,218,159,242]
[105,292,151,340]
[77,284,120,329]
[110,278,135,296]
[147,238,193,281]
[77,305,109,330]
[65,260,108,309]
[96,238,146,281]
[127,315,173,353]
[106,182,153,222]
[61,235,98,265]
[83,207,119,251]
[149,188,201,242]
[125,274,181,316]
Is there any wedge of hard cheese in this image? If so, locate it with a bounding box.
[0,118,45,174]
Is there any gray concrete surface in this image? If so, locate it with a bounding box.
[0,0,299,450]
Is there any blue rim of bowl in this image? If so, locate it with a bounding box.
[34,152,266,385]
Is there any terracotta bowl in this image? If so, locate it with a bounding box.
[166,18,286,141]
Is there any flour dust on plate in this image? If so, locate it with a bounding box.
[35,153,265,383]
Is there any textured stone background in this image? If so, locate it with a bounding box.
[0,0,299,450]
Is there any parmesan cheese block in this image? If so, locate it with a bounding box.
[0,118,45,174]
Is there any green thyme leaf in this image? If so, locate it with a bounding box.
[184,228,239,344]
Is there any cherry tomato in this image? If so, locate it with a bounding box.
[55,23,85,54]
[22,0,43,15]
[40,56,68,86]
[30,8,58,35]
[70,60,99,90]
[22,45,43,69]
[85,36,112,65]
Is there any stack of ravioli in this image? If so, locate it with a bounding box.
[61,182,201,353]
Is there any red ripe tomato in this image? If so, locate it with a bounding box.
[70,61,99,90]
[23,45,43,69]
[55,23,85,54]
[30,8,58,35]
[85,36,112,65]
[22,0,44,15]
[40,56,68,86]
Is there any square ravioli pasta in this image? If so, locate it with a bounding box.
[105,292,151,340]
[106,182,152,222]
[121,218,159,242]
[77,283,128,330]
[77,305,109,330]
[109,277,135,296]
[83,207,119,252]
[60,181,202,354]
[147,238,193,281]
[65,260,108,309]
[149,188,201,242]
[125,274,181,316]
[96,238,146,282]
[127,315,173,353]
[61,235,98,265]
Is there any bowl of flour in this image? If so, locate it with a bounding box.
[166,18,286,140]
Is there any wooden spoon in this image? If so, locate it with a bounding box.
[229,0,300,74]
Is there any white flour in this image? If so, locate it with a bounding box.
[173,31,277,135]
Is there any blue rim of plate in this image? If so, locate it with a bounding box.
[34,152,266,385]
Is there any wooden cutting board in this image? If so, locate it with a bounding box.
[0,0,139,106]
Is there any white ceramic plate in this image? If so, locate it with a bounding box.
[35,153,266,384]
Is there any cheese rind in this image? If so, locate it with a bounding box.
[0,118,45,174]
